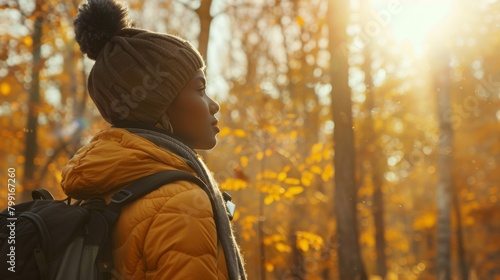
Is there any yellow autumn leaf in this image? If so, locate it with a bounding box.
[263,171,277,179]
[235,179,248,190]
[297,238,309,252]
[283,165,291,172]
[322,164,334,182]
[265,148,272,156]
[314,191,328,202]
[360,231,375,247]
[286,186,304,196]
[23,36,33,47]
[265,263,274,272]
[297,231,324,250]
[312,152,322,163]
[220,178,247,191]
[219,127,231,137]
[296,15,305,26]
[263,236,273,245]
[240,156,248,167]
[1,83,11,96]
[265,125,277,134]
[234,145,243,154]
[301,177,311,187]
[234,129,246,137]
[276,243,291,252]
[256,151,264,160]
[273,193,281,202]
[301,171,314,187]
[310,165,322,174]
[284,178,300,185]
[311,143,323,155]
[413,213,436,230]
[323,148,331,160]
[277,172,287,181]
[264,195,274,205]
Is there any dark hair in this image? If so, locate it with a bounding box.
[74,0,130,60]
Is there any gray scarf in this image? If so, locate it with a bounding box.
[126,128,247,280]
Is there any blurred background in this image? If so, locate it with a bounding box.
[0,0,499,279]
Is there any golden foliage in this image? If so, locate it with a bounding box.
[296,231,324,252]
[1,0,499,279]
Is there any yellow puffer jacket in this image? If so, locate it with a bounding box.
[61,128,229,280]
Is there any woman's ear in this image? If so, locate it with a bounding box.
[157,112,174,133]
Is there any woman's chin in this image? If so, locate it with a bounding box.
[193,137,218,150]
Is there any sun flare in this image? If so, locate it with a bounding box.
[371,0,454,54]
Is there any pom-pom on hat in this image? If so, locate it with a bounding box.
[74,0,205,125]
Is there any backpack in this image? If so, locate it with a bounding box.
[0,170,216,280]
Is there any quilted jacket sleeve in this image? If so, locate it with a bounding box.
[112,181,223,280]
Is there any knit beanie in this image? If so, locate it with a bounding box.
[74,0,205,125]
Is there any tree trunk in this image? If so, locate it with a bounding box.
[22,2,44,203]
[360,1,387,277]
[434,50,453,280]
[452,185,469,280]
[195,0,213,62]
[327,0,367,279]
[259,157,266,280]
[372,172,387,278]
[288,230,305,280]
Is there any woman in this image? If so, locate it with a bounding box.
[61,0,246,279]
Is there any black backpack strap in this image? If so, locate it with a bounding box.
[109,170,206,207]
[31,189,54,200]
[96,170,205,279]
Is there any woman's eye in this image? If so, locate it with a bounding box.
[199,87,206,96]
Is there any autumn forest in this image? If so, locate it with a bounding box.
[0,0,499,279]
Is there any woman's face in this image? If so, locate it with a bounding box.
[167,70,220,150]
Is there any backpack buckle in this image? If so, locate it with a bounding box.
[222,191,236,221]
[110,190,133,204]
